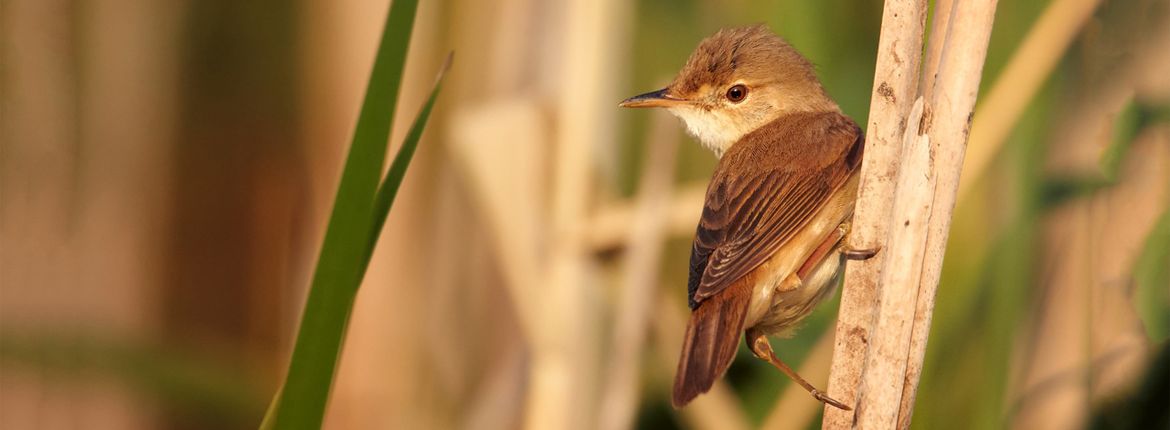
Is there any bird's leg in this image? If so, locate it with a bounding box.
[837,220,880,261]
[745,328,852,411]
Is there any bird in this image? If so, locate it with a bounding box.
[619,24,876,410]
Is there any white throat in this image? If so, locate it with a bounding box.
[666,106,748,157]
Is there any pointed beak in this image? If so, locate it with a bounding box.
[619,88,690,108]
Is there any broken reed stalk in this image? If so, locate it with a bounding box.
[920,0,953,100]
[826,0,999,427]
[899,0,998,425]
[823,0,929,426]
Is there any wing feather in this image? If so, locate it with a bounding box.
[686,112,862,308]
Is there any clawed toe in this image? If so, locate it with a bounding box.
[842,246,880,261]
[813,389,852,411]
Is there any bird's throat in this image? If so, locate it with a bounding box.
[667,106,745,157]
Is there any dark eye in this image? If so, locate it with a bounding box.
[726,84,748,102]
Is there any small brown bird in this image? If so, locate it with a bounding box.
[620,25,875,409]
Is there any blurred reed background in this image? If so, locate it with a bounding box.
[1,0,1167,429]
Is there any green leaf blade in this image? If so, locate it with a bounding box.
[269,0,422,428]
[363,53,453,267]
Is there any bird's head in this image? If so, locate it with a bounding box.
[620,25,837,157]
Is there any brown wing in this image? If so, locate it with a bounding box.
[686,113,862,309]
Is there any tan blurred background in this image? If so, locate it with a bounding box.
[2,0,1167,429]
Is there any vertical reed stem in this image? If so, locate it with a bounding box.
[827,0,998,426]
[900,0,998,425]
[823,0,928,426]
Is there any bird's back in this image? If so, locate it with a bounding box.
[713,110,862,182]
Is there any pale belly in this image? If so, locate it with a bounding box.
[751,251,844,335]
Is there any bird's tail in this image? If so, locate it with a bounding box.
[672,283,752,408]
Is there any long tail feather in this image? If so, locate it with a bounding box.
[672,283,752,408]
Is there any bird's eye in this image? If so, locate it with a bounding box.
[726,84,748,103]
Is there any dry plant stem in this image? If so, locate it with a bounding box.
[1010,127,1169,429]
[900,0,999,425]
[526,0,626,428]
[448,101,547,341]
[823,0,928,426]
[853,99,935,429]
[598,112,680,430]
[588,184,705,251]
[461,341,528,430]
[920,0,953,101]
[958,0,1103,201]
[1084,127,1167,398]
[1013,203,1094,430]
[1,0,173,426]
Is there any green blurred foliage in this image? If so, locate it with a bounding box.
[0,332,265,429]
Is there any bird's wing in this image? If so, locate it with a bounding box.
[687,127,861,309]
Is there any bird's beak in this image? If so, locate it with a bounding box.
[619,88,690,108]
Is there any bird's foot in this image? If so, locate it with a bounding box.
[842,246,880,261]
[812,389,852,411]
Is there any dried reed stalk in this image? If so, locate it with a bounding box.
[588,185,705,251]
[854,99,934,429]
[1085,126,1167,399]
[598,112,680,430]
[823,0,929,426]
[526,0,627,428]
[900,0,999,425]
[1013,198,1095,430]
[1011,126,1169,429]
[1007,9,1170,416]
[1,0,174,426]
[449,100,547,341]
[920,0,952,101]
[461,341,528,430]
[828,0,999,426]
